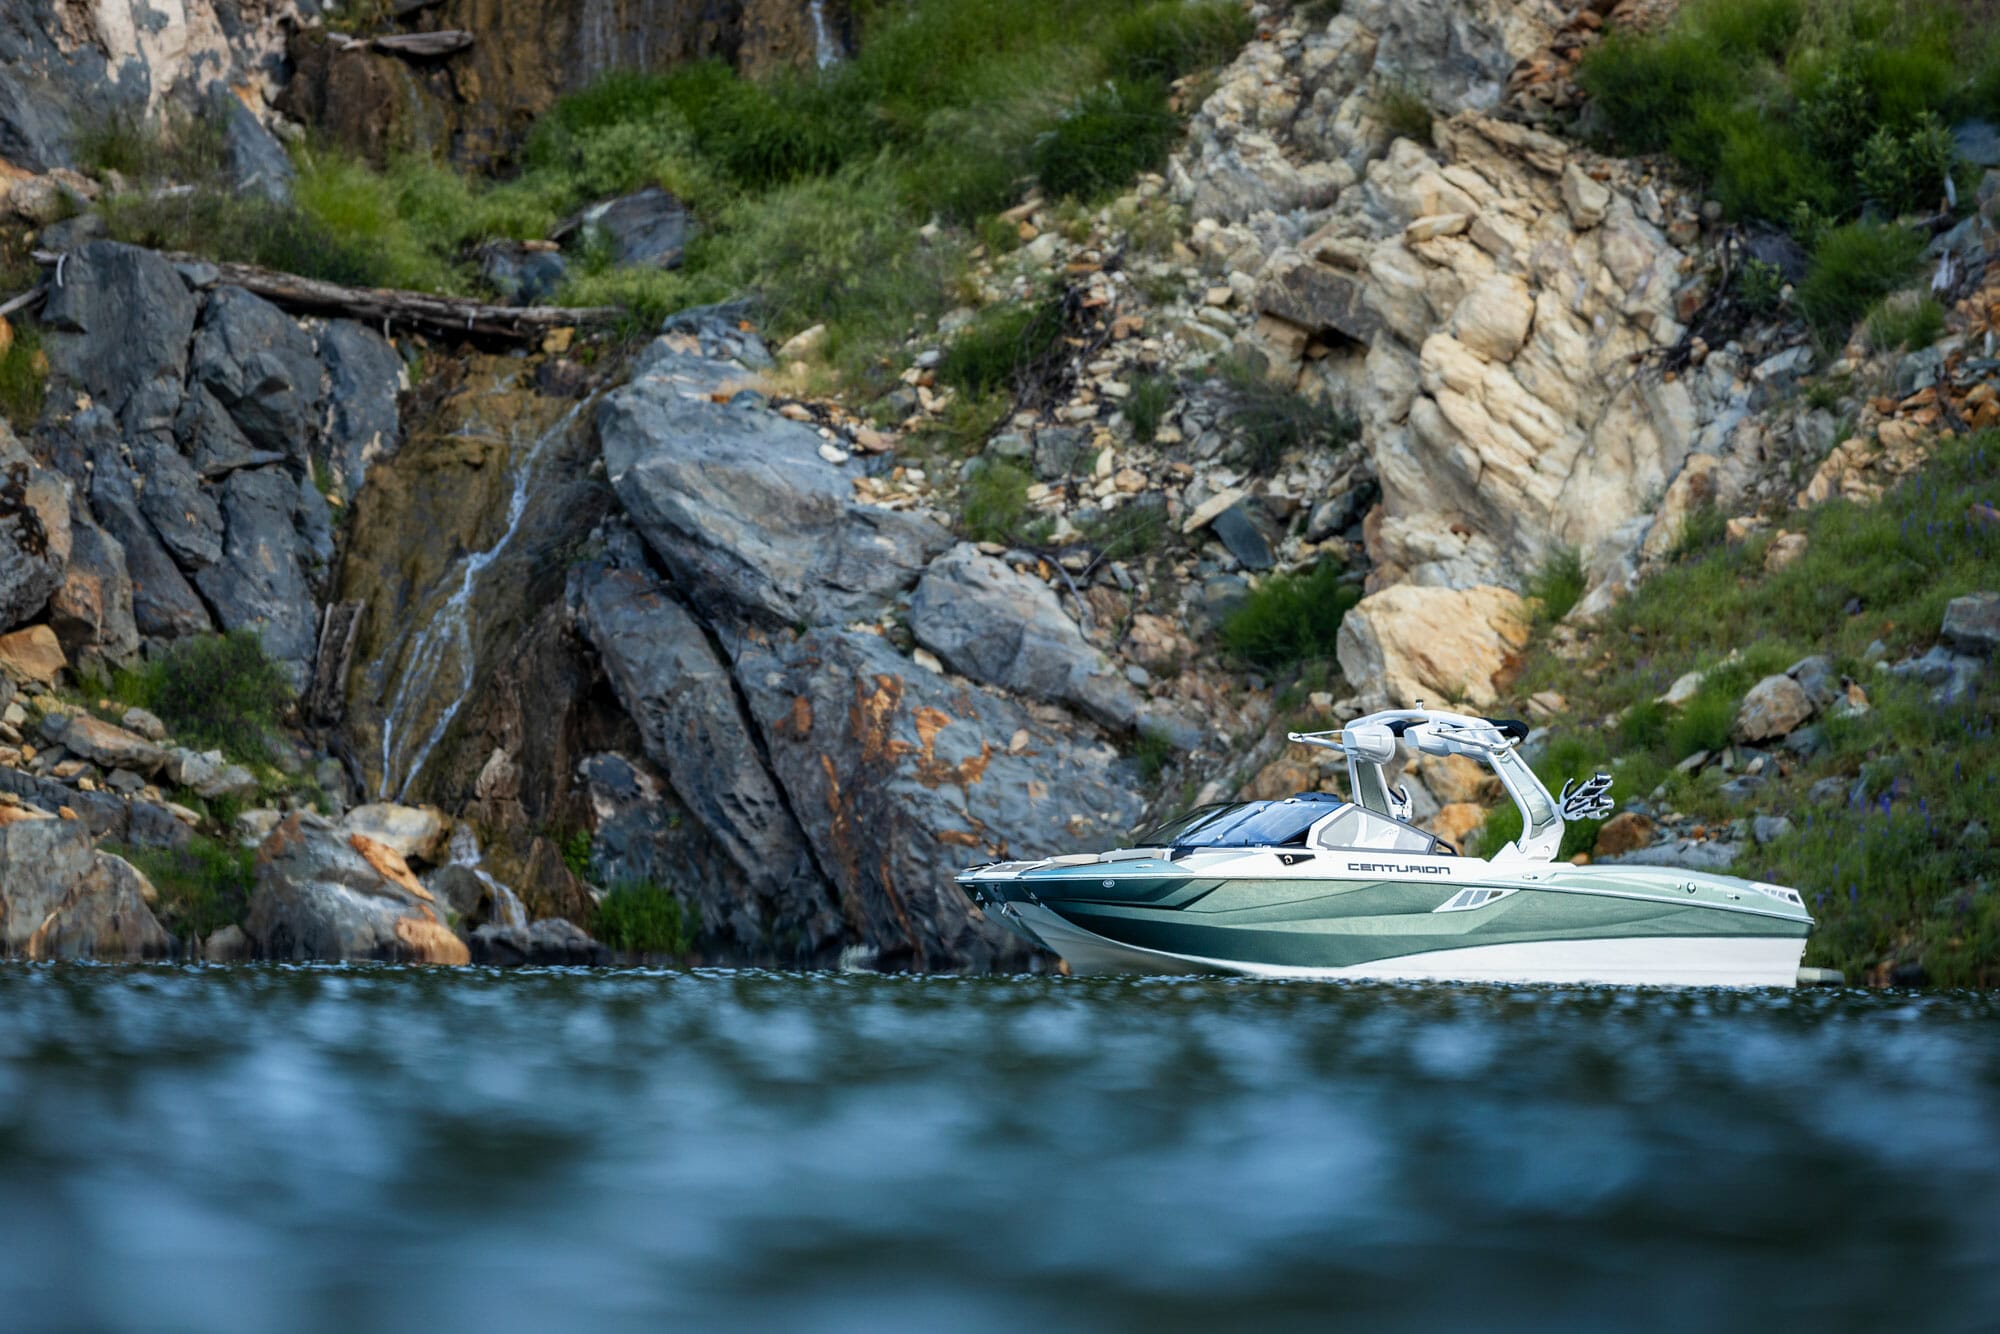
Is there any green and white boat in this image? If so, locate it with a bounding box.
[958,708,1813,987]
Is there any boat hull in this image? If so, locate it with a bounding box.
[1009,902,1808,987]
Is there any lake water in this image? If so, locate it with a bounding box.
[1,966,1995,1331]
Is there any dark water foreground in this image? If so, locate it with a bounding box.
[2,967,1997,1332]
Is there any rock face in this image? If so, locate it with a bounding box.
[24,242,405,681]
[245,816,471,964]
[1336,584,1529,709]
[0,817,170,961]
[576,318,1146,969]
[0,426,74,632]
[1169,0,1779,600]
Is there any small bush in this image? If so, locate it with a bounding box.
[1854,113,1955,216]
[1796,223,1924,344]
[1665,687,1735,759]
[1576,29,1737,153]
[1079,495,1171,561]
[114,630,293,762]
[116,837,256,941]
[959,460,1050,545]
[1671,501,1729,560]
[560,830,593,881]
[1864,293,1946,351]
[1216,355,1358,468]
[1220,561,1362,670]
[1102,2,1255,84]
[937,297,1067,398]
[1033,78,1180,201]
[0,321,47,431]
[1126,372,1173,443]
[1131,725,1176,785]
[1618,698,1670,752]
[1527,545,1586,623]
[594,880,694,954]
[1736,257,1786,315]
[1375,85,1435,146]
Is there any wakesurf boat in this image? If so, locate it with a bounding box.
[957,707,1813,987]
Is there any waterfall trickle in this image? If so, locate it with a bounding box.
[374,395,586,801]
[810,0,839,69]
[442,824,530,929]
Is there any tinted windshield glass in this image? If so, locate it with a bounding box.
[1133,803,1237,846]
[1169,797,1345,848]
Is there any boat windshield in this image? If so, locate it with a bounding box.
[1137,796,1346,849]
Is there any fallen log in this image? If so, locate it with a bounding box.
[35,249,619,340]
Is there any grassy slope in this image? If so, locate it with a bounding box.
[1495,433,2000,985]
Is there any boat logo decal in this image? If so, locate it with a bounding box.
[1347,862,1452,875]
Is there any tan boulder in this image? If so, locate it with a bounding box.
[1593,811,1657,858]
[1425,802,1487,849]
[1764,532,1809,573]
[1450,274,1535,363]
[1735,674,1813,743]
[341,803,451,866]
[0,625,66,687]
[1419,752,1501,805]
[51,714,166,776]
[1243,756,1318,801]
[1335,584,1529,708]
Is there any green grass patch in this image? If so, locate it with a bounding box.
[593,880,694,954]
[1102,2,1256,84]
[1664,686,1736,759]
[1796,222,1925,345]
[1131,725,1177,785]
[959,460,1051,546]
[1375,85,1435,146]
[1079,495,1172,561]
[1126,371,1174,443]
[109,631,293,763]
[937,296,1068,398]
[0,322,47,431]
[1219,561,1362,671]
[1033,78,1181,201]
[1864,292,1946,351]
[114,836,256,941]
[1527,544,1586,623]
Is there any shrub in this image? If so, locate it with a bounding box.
[937,297,1067,397]
[959,460,1049,545]
[1736,257,1786,314]
[1795,222,1924,344]
[1671,501,1729,560]
[1664,686,1735,759]
[1079,494,1171,560]
[1102,2,1255,84]
[1527,545,1586,623]
[1126,371,1173,443]
[114,630,293,763]
[1215,355,1358,468]
[1375,85,1435,147]
[594,880,694,954]
[1854,113,1955,215]
[1576,28,1738,153]
[1219,561,1362,670]
[1033,78,1180,201]
[116,837,256,941]
[1864,293,1946,351]
[0,321,47,431]
[1131,725,1176,784]
[1618,698,1670,752]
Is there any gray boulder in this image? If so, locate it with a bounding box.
[0,817,170,960]
[909,544,1141,731]
[599,352,950,627]
[479,243,569,307]
[316,320,403,497]
[577,187,693,268]
[189,286,325,465]
[0,425,73,632]
[1942,591,2000,657]
[244,815,469,963]
[132,437,225,571]
[177,385,281,480]
[733,628,1146,972]
[219,95,296,204]
[39,241,199,431]
[191,466,319,685]
[39,712,165,776]
[467,918,611,966]
[1209,501,1275,570]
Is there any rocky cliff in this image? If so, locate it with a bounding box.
[0,0,1988,975]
